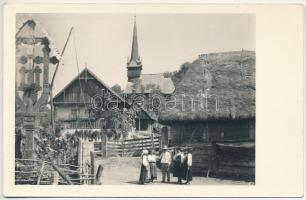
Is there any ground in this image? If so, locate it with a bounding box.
[95,157,254,185]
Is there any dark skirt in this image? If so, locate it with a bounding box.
[139,164,148,184]
[149,162,157,179]
[173,161,186,179]
[186,166,193,182]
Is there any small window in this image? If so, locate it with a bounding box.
[71,108,79,119]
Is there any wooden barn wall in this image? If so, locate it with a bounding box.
[169,119,255,177]
[170,119,255,145]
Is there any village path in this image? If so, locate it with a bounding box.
[95,157,254,185]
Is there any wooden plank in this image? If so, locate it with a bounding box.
[123,138,159,144]
[123,141,159,147]
[123,137,160,143]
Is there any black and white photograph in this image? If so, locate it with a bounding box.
[14,13,255,186]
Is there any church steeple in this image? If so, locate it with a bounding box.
[127,16,142,82]
[130,17,139,61]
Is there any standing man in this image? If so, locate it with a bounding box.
[148,149,157,182]
[160,145,172,183]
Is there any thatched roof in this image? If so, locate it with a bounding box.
[159,50,255,123]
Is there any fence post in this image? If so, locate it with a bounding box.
[151,134,154,150]
[95,165,103,185]
[36,161,45,185]
[102,135,107,158]
[142,138,143,151]
[77,138,83,171]
[90,151,95,184]
[121,141,125,157]
[51,171,59,185]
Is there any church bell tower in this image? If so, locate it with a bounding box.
[127,17,142,82]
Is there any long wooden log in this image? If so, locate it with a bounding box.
[50,162,73,185]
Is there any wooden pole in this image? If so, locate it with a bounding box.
[122,141,125,157]
[36,161,45,185]
[90,151,95,184]
[151,133,154,150]
[95,165,104,185]
[102,135,107,158]
[50,162,73,185]
[49,27,74,135]
[77,139,83,170]
[51,171,59,185]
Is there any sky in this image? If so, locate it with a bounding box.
[17,13,255,94]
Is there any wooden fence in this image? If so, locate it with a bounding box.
[94,135,160,157]
[15,159,95,185]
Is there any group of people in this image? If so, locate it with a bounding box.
[139,145,193,185]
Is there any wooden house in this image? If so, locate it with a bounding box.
[159,51,255,180]
[53,68,156,137]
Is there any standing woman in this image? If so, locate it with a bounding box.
[173,148,185,184]
[139,149,149,184]
[148,149,157,182]
[185,148,193,184]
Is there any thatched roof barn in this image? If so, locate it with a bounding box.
[159,50,255,123]
[158,50,255,180]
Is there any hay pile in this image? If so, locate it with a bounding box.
[159,51,255,123]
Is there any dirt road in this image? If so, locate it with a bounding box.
[95,157,254,185]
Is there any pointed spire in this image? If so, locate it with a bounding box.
[130,16,139,61]
[127,16,142,82]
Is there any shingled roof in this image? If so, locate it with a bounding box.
[124,73,175,94]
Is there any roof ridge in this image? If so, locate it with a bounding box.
[53,67,156,121]
[141,73,164,75]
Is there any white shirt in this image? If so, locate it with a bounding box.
[160,151,172,164]
[187,153,192,167]
[142,155,149,167]
[147,154,157,162]
[175,152,185,164]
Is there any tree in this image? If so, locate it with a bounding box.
[163,71,173,78]
[111,84,122,96]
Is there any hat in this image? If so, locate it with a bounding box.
[162,145,168,150]
[185,147,193,152]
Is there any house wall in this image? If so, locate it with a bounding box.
[55,105,89,121]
